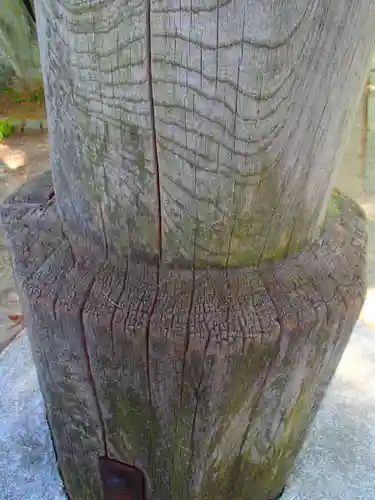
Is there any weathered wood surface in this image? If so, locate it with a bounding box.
[1,174,366,499]
[12,1,374,498]
[34,0,375,265]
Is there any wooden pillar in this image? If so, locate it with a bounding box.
[2,0,374,498]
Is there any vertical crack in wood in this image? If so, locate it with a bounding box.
[60,226,76,268]
[187,332,214,483]
[98,18,109,262]
[225,17,245,268]
[179,271,195,405]
[145,264,160,477]
[146,0,163,260]
[46,412,72,500]
[226,353,276,499]
[256,176,287,266]
[179,96,198,404]
[79,274,109,457]
[98,200,109,261]
[283,207,303,258]
[214,0,220,92]
[109,261,128,359]
[225,269,283,497]
[178,209,198,409]
[51,248,75,323]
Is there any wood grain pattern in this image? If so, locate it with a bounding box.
[34,0,375,265]
[1,174,366,499]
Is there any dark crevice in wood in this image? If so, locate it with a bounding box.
[226,347,276,499]
[98,199,109,262]
[47,189,55,201]
[283,204,303,258]
[51,292,58,322]
[229,269,284,493]
[226,413,253,499]
[78,274,109,457]
[224,18,245,269]
[45,412,72,500]
[145,0,163,260]
[179,269,195,405]
[22,0,36,22]
[271,486,286,500]
[60,225,77,268]
[179,143,199,406]
[255,178,290,267]
[225,210,238,268]
[109,263,128,358]
[215,0,220,92]
[145,265,160,468]
[187,333,214,483]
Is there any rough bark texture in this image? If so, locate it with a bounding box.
[34,0,375,266]
[1,173,366,500]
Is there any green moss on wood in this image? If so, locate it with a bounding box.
[326,190,342,219]
[105,385,171,498]
[185,166,311,268]
[106,388,151,460]
[201,389,312,500]
[191,183,350,269]
[169,410,195,500]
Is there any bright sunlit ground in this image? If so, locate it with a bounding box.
[360,289,375,326]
